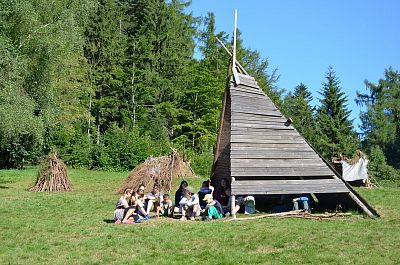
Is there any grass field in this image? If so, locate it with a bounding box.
[0,168,399,265]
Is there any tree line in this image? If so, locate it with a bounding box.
[0,0,398,182]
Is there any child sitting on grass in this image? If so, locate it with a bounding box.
[201,194,223,221]
[156,194,173,217]
[179,187,201,221]
[114,188,138,224]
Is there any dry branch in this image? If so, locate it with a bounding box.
[229,210,352,221]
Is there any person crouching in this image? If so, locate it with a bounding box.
[201,194,223,221]
[179,186,200,221]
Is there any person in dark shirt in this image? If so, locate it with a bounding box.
[174,180,188,207]
[214,178,230,207]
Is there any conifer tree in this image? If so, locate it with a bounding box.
[84,0,128,136]
[122,0,196,142]
[283,83,316,144]
[357,67,400,169]
[315,66,358,159]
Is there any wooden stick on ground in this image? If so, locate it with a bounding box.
[228,210,352,221]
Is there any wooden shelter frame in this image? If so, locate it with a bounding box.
[211,10,379,219]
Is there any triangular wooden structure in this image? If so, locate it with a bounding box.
[211,11,379,218]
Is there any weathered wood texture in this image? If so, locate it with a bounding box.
[211,88,231,187]
[231,179,349,194]
[210,72,378,217]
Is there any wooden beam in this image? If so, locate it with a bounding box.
[216,37,249,76]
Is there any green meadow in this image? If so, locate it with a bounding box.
[0,168,399,265]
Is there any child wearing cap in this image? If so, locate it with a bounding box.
[179,186,200,221]
[202,194,223,221]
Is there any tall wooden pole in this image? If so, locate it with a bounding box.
[232,9,237,70]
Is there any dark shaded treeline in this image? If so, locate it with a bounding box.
[0,0,398,181]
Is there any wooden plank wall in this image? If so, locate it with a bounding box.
[231,179,349,195]
[229,73,341,194]
[212,87,232,189]
[210,69,378,217]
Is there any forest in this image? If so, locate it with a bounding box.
[0,0,399,183]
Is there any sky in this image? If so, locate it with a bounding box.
[187,0,400,131]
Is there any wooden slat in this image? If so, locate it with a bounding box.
[232,125,293,131]
[231,116,288,123]
[237,73,256,81]
[231,84,262,92]
[231,133,302,139]
[231,93,267,101]
[232,180,350,195]
[231,119,286,126]
[231,179,349,194]
[231,167,334,177]
[231,139,306,145]
[232,103,278,111]
[232,110,283,117]
[230,152,320,160]
[231,142,312,149]
[230,130,300,136]
[231,145,313,150]
[230,87,263,96]
[230,91,262,98]
[231,158,327,167]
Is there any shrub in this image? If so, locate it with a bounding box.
[368,146,400,183]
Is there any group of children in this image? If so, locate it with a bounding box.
[113,178,257,224]
[114,184,173,224]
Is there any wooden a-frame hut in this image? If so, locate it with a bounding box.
[211,11,379,218]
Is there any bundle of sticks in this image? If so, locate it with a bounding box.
[117,150,195,194]
[30,153,72,192]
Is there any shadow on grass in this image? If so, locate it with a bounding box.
[0,178,13,189]
[103,219,115,223]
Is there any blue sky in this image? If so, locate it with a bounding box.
[187,0,400,131]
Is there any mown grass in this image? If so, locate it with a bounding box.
[0,168,399,264]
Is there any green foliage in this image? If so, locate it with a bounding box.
[0,90,44,168]
[0,33,43,168]
[315,66,359,158]
[8,0,397,175]
[368,146,400,182]
[283,83,316,144]
[176,147,214,177]
[357,68,400,169]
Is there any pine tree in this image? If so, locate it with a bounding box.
[84,0,128,136]
[122,0,196,141]
[315,66,358,159]
[283,83,316,144]
[357,67,400,169]
[173,12,228,151]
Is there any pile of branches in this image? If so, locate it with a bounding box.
[117,150,195,194]
[30,153,72,192]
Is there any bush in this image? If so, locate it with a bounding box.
[368,146,400,183]
[0,91,44,168]
[181,148,213,178]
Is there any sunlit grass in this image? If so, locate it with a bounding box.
[0,168,399,264]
